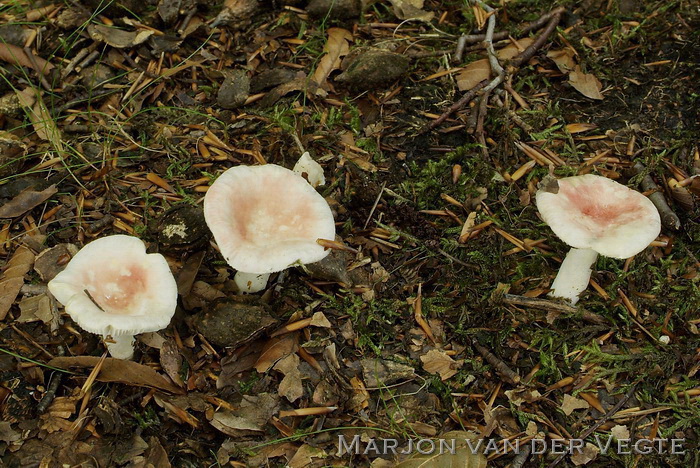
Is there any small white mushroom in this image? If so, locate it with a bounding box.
[203,164,335,293]
[536,174,660,305]
[293,152,326,188]
[48,235,178,359]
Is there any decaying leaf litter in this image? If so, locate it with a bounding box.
[0,0,698,466]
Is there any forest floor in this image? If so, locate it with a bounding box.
[0,0,698,467]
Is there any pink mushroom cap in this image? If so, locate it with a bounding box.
[536,174,661,259]
[203,164,336,274]
[48,235,178,337]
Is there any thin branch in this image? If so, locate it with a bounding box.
[419,79,488,133]
[510,11,563,67]
[458,6,566,44]
[632,161,681,230]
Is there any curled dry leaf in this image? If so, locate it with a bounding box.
[547,48,576,73]
[0,245,35,320]
[569,66,604,100]
[566,123,598,134]
[254,334,299,373]
[420,349,463,381]
[87,24,154,48]
[209,393,279,437]
[312,28,352,90]
[394,431,487,468]
[48,356,184,394]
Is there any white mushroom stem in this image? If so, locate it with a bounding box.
[105,334,135,360]
[548,247,599,305]
[234,271,271,294]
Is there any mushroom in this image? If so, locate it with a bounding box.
[536,174,660,305]
[203,164,335,293]
[293,152,325,188]
[48,235,177,359]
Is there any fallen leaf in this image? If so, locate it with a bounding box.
[360,358,415,388]
[159,339,184,388]
[456,59,490,91]
[394,431,487,468]
[17,294,57,331]
[88,24,154,48]
[48,356,184,394]
[312,28,352,90]
[0,42,54,74]
[0,245,35,320]
[504,388,542,407]
[209,393,279,437]
[456,38,533,91]
[569,67,604,100]
[566,123,598,134]
[561,394,590,416]
[0,184,57,218]
[310,311,331,328]
[287,444,327,468]
[420,349,463,380]
[273,353,303,402]
[142,436,171,468]
[547,48,576,73]
[388,0,435,22]
[16,89,64,150]
[610,424,630,440]
[0,421,21,443]
[254,334,298,373]
[570,442,599,465]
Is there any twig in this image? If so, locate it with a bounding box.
[510,443,531,468]
[471,338,520,384]
[510,11,563,68]
[545,385,637,468]
[501,294,608,325]
[459,6,566,44]
[454,35,468,62]
[420,80,488,133]
[632,162,681,230]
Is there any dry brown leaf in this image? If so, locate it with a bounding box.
[159,339,184,388]
[566,123,598,134]
[610,424,630,440]
[498,37,534,60]
[456,59,490,91]
[209,393,279,437]
[310,311,331,328]
[88,24,154,48]
[393,431,487,468]
[0,245,35,320]
[273,353,303,402]
[48,356,184,394]
[547,48,576,73]
[15,89,63,150]
[561,393,590,415]
[571,442,600,465]
[388,0,435,22]
[17,294,57,331]
[569,67,604,100]
[254,334,298,373]
[0,42,54,74]
[420,349,463,380]
[312,28,352,90]
[287,444,327,468]
[0,185,57,218]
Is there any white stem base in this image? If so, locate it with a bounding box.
[548,248,598,305]
[105,334,135,360]
[234,272,271,293]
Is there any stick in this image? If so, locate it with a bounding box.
[510,12,563,68]
[632,162,681,230]
[459,7,566,44]
[420,80,488,133]
[471,338,520,384]
[545,385,637,468]
[502,294,608,325]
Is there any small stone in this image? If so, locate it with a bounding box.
[34,244,79,281]
[156,204,210,251]
[217,70,250,109]
[335,48,409,91]
[306,0,360,20]
[194,297,277,348]
[0,25,29,47]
